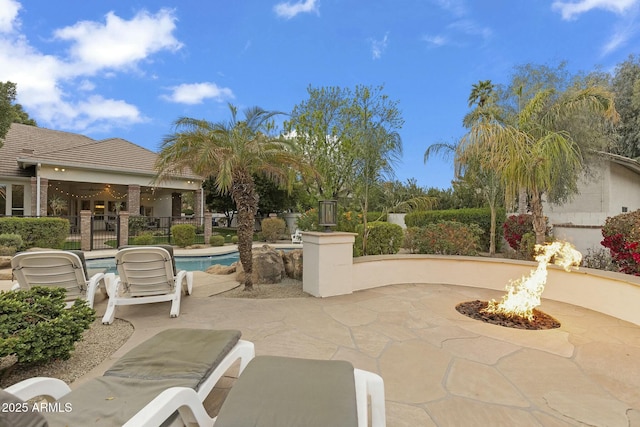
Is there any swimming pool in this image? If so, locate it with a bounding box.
[86,252,240,274]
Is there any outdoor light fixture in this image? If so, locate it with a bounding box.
[318,200,338,232]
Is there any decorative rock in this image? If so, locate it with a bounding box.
[235,245,285,284]
[282,249,303,280]
[0,269,12,280]
[0,256,11,269]
[205,263,237,275]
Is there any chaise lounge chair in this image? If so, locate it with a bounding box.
[212,356,386,427]
[290,228,303,244]
[11,250,113,309]
[102,246,193,324]
[2,328,255,427]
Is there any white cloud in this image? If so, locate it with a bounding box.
[448,20,492,40]
[433,0,467,17]
[552,0,638,20]
[274,0,319,19]
[422,34,448,47]
[0,0,20,33]
[370,33,389,59]
[163,83,235,105]
[53,8,182,74]
[0,4,182,132]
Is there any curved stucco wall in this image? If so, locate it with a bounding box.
[352,255,640,326]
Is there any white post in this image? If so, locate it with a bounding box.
[302,232,356,297]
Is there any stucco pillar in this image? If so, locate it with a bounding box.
[30,177,48,217]
[302,232,356,297]
[172,192,181,217]
[80,210,92,251]
[204,212,212,245]
[118,211,130,248]
[127,184,140,216]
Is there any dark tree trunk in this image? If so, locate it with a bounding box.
[231,171,259,291]
[530,190,546,246]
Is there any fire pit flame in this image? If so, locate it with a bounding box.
[483,241,582,321]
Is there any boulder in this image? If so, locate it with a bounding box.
[0,256,11,269]
[205,263,237,275]
[236,245,285,284]
[282,249,303,280]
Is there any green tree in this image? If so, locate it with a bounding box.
[459,87,618,245]
[345,85,404,254]
[156,104,306,291]
[285,86,354,200]
[611,55,640,158]
[0,82,37,147]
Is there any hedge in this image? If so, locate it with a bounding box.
[354,221,403,256]
[0,217,69,249]
[404,207,505,252]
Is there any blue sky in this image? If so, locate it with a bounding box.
[1,0,639,189]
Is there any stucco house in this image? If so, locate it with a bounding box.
[0,123,204,231]
[544,152,640,254]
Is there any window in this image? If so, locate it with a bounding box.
[11,184,24,216]
[0,185,5,215]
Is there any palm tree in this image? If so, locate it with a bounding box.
[459,87,618,245]
[155,104,306,291]
[468,80,495,108]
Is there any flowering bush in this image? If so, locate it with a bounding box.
[503,214,534,250]
[601,210,640,275]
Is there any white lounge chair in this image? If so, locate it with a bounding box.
[291,228,303,244]
[213,356,386,427]
[11,250,112,309]
[3,329,255,427]
[102,246,193,324]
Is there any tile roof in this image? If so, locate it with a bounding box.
[0,123,201,180]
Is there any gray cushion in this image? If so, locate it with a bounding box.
[0,389,49,427]
[214,356,358,427]
[104,329,241,390]
[44,376,192,427]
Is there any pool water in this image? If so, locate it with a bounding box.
[87,252,240,275]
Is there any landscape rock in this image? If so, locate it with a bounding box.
[205,263,237,275]
[236,245,285,284]
[0,256,11,269]
[281,249,303,280]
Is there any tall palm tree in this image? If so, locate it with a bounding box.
[459,87,618,245]
[467,80,495,108]
[155,104,306,291]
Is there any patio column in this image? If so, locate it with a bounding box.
[80,210,92,251]
[118,211,130,247]
[204,212,212,245]
[171,192,181,217]
[194,188,203,222]
[30,176,48,217]
[302,232,356,297]
[127,184,140,216]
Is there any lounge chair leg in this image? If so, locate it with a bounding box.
[102,301,116,324]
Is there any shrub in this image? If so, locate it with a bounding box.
[503,214,534,250]
[210,235,225,246]
[405,208,504,252]
[171,224,196,247]
[601,209,640,275]
[410,221,482,256]
[354,221,403,256]
[0,217,69,249]
[0,233,23,255]
[128,216,148,236]
[261,217,286,242]
[296,208,320,231]
[0,287,95,365]
[582,248,617,271]
[132,232,154,245]
[402,227,421,254]
[231,235,239,244]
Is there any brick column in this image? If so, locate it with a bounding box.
[118,211,130,248]
[30,177,48,217]
[194,188,203,223]
[204,212,212,245]
[127,184,140,216]
[80,210,92,251]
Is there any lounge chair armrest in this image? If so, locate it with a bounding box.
[5,377,71,402]
[122,387,214,427]
[354,368,386,427]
